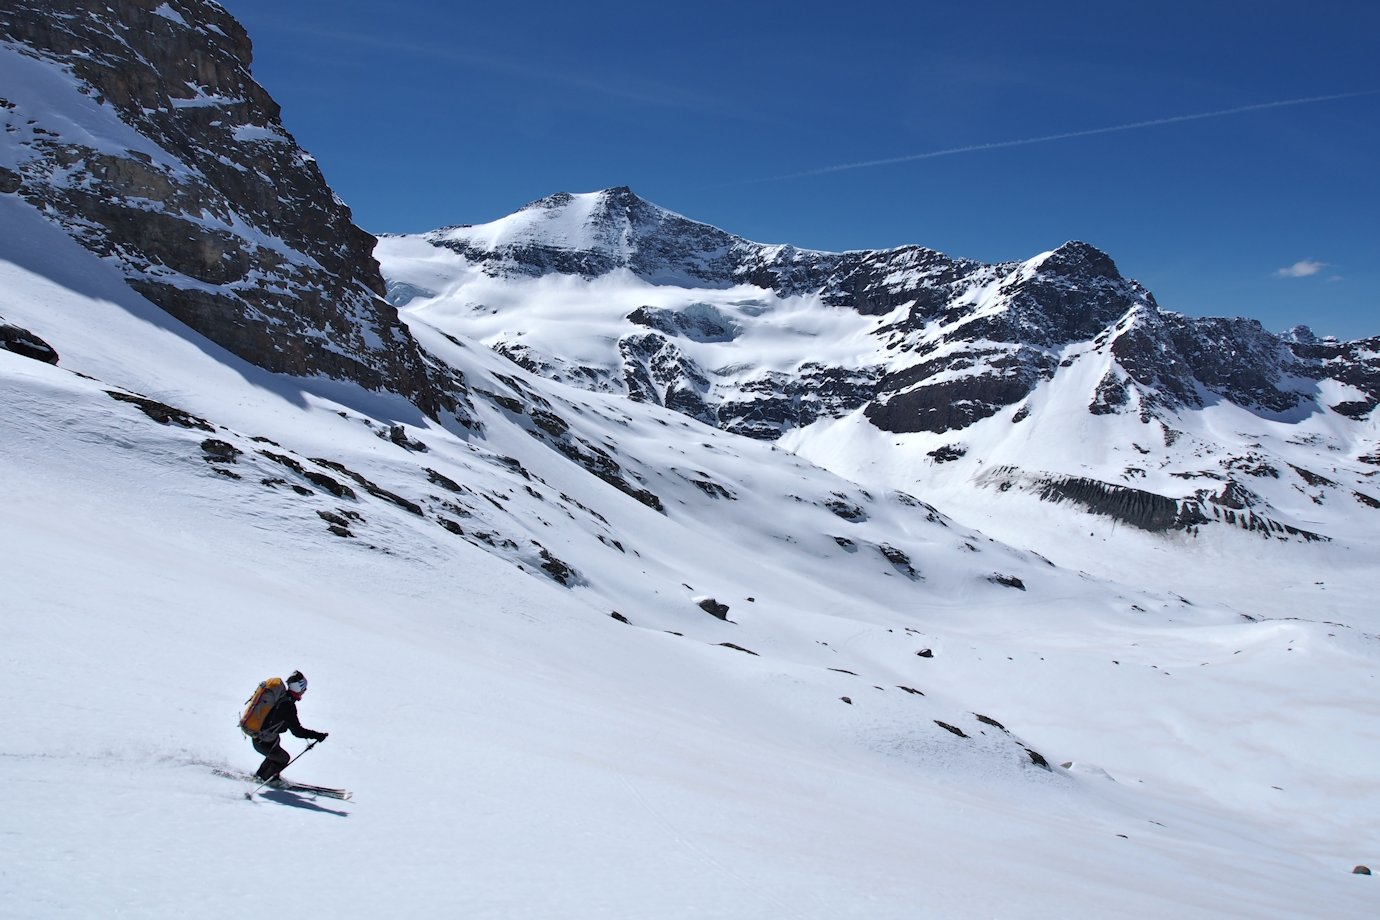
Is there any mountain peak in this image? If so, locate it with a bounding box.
[599,185,640,202]
[518,186,652,215]
[1036,241,1123,281]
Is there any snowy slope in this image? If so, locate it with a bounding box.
[3,3,1379,914]
[5,188,1380,918]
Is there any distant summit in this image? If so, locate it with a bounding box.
[380,188,1380,543]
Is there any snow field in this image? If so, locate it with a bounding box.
[4,200,1380,916]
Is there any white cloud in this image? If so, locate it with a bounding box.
[1275,260,1328,279]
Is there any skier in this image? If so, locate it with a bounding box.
[250,670,329,784]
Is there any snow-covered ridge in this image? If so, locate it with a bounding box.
[379,187,1380,550]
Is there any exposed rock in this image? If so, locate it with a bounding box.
[106,390,212,431]
[1210,481,1260,511]
[877,543,920,578]
[200,438,241,464]
[696,596,731,620]
[866,359,1051,435]
[1289,464,1336,488]
[1109,309,1308,414]
[935,720,969,738]
[682,472,734,499]
[311,458,421,515]
[825,496,866,521]
[529,409,570,438]
[303,471,356,501]
[425,468,465,493]
[1089,371,1132,415]
[0,322,59,364]
[536,546,578,586]
[0,0,471,422]
[988,574,1026,591]
[387,425,428,452]
[619,332,717,425]
[628,303,740,343]
[719,364,878,439]
[1012,470,1205,533]
[928,444,966,463]
[532,429,664,512]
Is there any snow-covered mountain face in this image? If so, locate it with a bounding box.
[379,187,1380,556]
[6,4,1380,917]
[0,0,467,421]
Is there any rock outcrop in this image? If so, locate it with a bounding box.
[0,0,470,422]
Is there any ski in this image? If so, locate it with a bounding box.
[212,768,352,800]
[277,781,352,800]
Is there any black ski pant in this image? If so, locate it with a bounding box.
[252,736,290,780]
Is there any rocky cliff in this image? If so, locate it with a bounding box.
[0,0,469,421]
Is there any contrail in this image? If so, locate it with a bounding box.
[747,90,1380,184]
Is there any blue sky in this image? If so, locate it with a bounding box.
[218,0,1378,339]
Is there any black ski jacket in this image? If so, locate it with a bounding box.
[261,694,326,741]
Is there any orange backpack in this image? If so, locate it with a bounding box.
[239,677,287,738]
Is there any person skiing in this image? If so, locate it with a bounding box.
[249,670,328,784]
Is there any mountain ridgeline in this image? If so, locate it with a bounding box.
[401,186,1379,438]
[381,187,1380,541]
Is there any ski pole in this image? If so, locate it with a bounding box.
[249,738,320,796]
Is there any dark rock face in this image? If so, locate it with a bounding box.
[696,597,731,620]
[0,321,59,364]
[1035,475,1196,532]
[866,348,1054,434]
[106,389,212,431]
[0,0,468,421]
[981,466,1329,541]
[719,364,879,439]
[618,332,717,425]
[1287,333,1380,419]
[865,243,1157,434]
[1109,309,1306,414]
[628,303,740,343]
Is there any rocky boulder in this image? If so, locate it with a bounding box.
[0,321,58,364]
